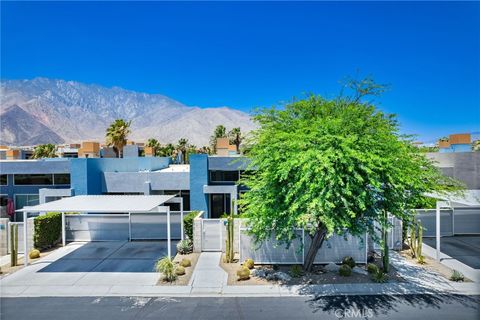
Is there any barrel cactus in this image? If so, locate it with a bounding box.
[237,266,250,280]
[339,264,352,277]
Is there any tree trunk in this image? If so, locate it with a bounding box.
[303,227,327,272]
[381,211,389,273]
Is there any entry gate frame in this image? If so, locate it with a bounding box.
[201,218,223,252]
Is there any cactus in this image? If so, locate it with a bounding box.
[416,222,423,258]
[225,214,234,263]
[10,224,18,267]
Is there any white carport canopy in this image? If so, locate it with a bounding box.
[425,190,480,261]
[16,195,181,266]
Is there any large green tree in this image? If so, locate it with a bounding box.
[105,119,131,158]
[32,144,57,159]
[239,82,460,271]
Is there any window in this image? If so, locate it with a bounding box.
[155,190,190,211]
[0,195,8,218]
[14,194,40,221]
[209,170,239,183]
[14,174,53,185]
[209,193,231,218]
[53,173,70,185]
[0,174,7,186]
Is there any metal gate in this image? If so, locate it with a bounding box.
[202,219,222,251]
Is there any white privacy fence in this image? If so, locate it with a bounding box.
[65,211,186,242]
[239,228,369,265]
[415,207,480,237]
[373,216,403,251]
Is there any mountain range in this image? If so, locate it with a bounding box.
[0,78,256,146]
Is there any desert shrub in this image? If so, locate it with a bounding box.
[180,258,191,267]
[29,249,40,259]
[155,256,177,282]
[289,265,304,278]
[450,270,464,282]
[175,265,185,276]
[34,212,62,250]
[339,264,352,277]
[342,256,356,269]
[176,240,193,255]
[371,270,389,283]
[183,211,200,240]
[237,266,250,280]
[367,263,379,274]
[243,258,254,269]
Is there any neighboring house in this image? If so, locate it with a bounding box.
[438,133,472,153]
[427,151,480,190]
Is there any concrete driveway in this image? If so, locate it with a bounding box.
[0,241,177,295]
[423,236,480,269]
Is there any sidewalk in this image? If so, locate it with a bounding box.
[1,250,478,298]
[189,252,228,294]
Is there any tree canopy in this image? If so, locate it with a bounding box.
[239,88,461,270]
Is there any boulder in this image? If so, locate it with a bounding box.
[352,266,368,276]
[324,262,340,272]
[274,271,292,282]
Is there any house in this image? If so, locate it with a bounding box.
[438,133,472,153]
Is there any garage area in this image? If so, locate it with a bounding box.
[423,235,480,269]
[38,241,177,273]
[16,195,185,268]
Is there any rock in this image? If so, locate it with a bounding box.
[324,262,340,272]
[266,273,276,281]
[352,266,369,276]
[251,269,266,278]
[274,271,292,282]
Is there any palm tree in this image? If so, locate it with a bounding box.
[105,119,131,158]
[228,127,242,154]
[209,125,227,153]
[32,144,57,159]
[176,138,189,164]
[146,138,161,156]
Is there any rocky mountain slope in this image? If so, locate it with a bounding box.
[0,78,255,146]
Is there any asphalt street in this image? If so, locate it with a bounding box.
[1,294,479,320]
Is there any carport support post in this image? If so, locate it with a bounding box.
[180,200,184,241]
[62,212,66,247]
[23,211,28,266]
[167,206,171,258]
[436,201,441,261]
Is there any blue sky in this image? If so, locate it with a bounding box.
[1,1,479,143]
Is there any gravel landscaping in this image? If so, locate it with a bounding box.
[156,252,199,286]
[220,254,404,286]
[399,249,472,282]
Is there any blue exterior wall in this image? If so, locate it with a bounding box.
[439,144,472,153]
[70,157,171,195]
[0,159,72,217]
[189,154,209,213]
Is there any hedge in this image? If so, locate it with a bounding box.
[183,211,200,240]
[34,212,62,250]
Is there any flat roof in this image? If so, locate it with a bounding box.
[157,164,190,173]
[426,190,480,207]
[16,195,176,213]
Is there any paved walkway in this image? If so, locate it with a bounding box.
[1,246,478,298]
[189,252,228,294]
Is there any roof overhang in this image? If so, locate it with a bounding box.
[425,190,480,207]
[16,195,176,213]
